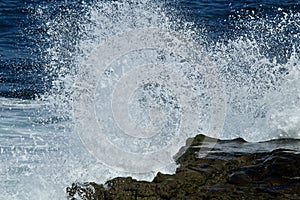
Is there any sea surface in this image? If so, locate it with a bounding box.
[0,0,299,199]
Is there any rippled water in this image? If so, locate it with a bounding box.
[0,0,299,199]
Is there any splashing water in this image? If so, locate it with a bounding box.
[211,11,300,141]
[39,0,226,173]
[1,0,300,199]
[40,0,300,142]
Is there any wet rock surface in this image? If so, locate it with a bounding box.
[67,135,300,200]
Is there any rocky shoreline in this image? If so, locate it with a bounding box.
[67,134,300,200]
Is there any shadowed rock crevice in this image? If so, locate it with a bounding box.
[67,134,300,200]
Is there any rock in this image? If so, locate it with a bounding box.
[66,134,300,200]
[228,171,252,185]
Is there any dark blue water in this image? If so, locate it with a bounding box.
[0,0,86,99]
[0,1,44,98]
[0,0,299,99]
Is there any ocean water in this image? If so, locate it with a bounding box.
[0,0,299,199]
